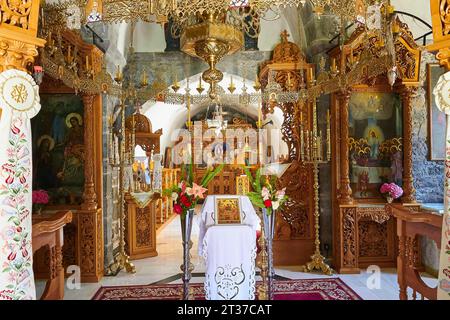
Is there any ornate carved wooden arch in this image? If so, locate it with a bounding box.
[125,112,162,155]
[330,18,421,87]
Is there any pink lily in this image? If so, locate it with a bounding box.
[190,183,208,199]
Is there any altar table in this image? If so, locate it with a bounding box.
[198,196,260,300]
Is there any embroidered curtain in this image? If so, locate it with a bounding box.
[0,70,41,300]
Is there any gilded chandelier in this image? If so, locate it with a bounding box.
[41,0,390,99]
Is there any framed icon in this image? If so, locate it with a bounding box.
[214,196,242,225]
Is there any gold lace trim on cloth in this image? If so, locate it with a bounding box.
[129,192,155,208]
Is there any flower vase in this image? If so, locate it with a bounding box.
[180,208,194,300]
[386,196,393,203]
[262,208,276,300]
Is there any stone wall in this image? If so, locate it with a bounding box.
[411,52,443,275]
[412,52,444,204]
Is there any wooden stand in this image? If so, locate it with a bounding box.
[124,193,159,259]
[388,204,442,300]
[32,211,72,300]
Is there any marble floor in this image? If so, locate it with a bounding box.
[37,214,437,300]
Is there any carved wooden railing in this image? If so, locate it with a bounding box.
[388,204,443,300]
[157,168,180,227]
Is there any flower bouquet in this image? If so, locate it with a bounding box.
[32,190,49,214]
[243,167,288,299]
[163,162,224,300]
[380,182,403,203]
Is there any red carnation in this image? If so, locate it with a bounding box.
[22,248,28,257]
[264,199,272,208]
[180,195,191,208]
[19,176,26,184]
[173,204,183,215]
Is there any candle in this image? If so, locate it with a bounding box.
[300,128,304,162]
[67,45,71,62]
[258,97,262,128]
[318,131,322,161]
[306,130,310,161]
[308,68,313,83]
[85,55,89,70]
[331,58,336,72]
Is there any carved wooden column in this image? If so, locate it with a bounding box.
[338,90,353,204]
[82,94,98,210]
[399,86,416,203]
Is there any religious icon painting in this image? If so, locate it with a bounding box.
[214,196,243,225]
[348,91,403,199]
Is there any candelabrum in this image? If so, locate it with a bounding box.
[256,220,269,300]
[299,100,334,276]
[105,102,137,276]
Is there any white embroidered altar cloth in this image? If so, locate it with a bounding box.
[198,196,260,300]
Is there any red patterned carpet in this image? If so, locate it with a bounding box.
[92,278,361,300]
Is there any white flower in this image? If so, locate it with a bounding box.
[171,192,178,201]
[276,187,286,200]
[272,201,280,210]
[261,187,270,201]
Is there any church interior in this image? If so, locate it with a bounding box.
[0,0,449,301]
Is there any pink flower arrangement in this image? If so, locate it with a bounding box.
[32,190,49,205]
[380,183,403,200]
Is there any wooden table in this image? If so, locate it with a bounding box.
[387,204,442,300]
[32,211,72,300]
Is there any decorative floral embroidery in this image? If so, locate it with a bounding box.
[0,115,34,300]
[438,141,450,298]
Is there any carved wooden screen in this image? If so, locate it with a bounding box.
[259,32,315,265]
